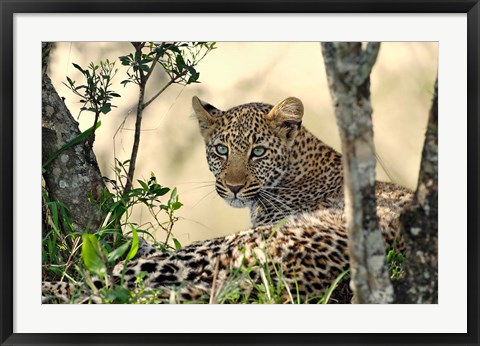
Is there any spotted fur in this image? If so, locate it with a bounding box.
[193,96,411,238]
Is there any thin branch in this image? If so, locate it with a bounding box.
[143,79,175,110]
[145,43,165,81]
[123,82,146,196]
[123,43,170,195]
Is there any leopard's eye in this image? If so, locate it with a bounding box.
[251,146,266,158]
[215,144,229,156]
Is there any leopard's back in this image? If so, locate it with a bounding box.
[44,211,354,303]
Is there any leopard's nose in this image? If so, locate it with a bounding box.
[226,183,244,194]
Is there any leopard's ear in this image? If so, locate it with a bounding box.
[266,97,304,141]
[192,96,223,138]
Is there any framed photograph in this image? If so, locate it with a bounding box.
[1,1,478,345]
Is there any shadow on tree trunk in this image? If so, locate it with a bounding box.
[394,79,438,304]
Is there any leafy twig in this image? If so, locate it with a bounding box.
[120,41,216,196]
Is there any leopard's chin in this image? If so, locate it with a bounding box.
[225,197,248,208]
[228,198,246,208]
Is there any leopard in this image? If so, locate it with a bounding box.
[42,96,412,304]
[192,96,411,241]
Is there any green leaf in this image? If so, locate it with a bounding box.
[104,286,131,303]
[166,44,180,53]
[72,62,85,74]
[139,64,151,73]
[138,179,148,191]
[172,238,182,250]
[171,201,183,210]
[175,54,185,70]
[66,76,75,87]
[169,187,178,201]
[125,226,139,261]
[47,201,59,229]
[108,200,125,213]
[134,51,142,61]
[107,240,131,264]
[154,46,165,55]
[100,103,112,114]
[187,71,200,84]
[119,55,131,65]
[81,234,107,277]
[157,187,170,196]
[47,266,64,277]
[128,188,145,197]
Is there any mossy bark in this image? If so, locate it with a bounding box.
[322,42,394,304]
[42,72,106,233]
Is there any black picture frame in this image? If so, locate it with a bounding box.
[1,1,478,345]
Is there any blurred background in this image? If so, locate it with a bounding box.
[47,42,438,245]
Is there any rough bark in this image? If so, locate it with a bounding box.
[42,72,106,233]
[321,42,394,304]
[42,42,55,75]
[394,79,438,303]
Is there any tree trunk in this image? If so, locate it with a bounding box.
[394,79,438,303]
[42,70,107,233]
[321,42,394,304]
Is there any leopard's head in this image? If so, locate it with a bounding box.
[192,96,304,209]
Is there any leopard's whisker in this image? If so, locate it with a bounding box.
[175,181,216,185]
[192,189,218,209]
[259,190,295,214]
[180,183,216,195]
